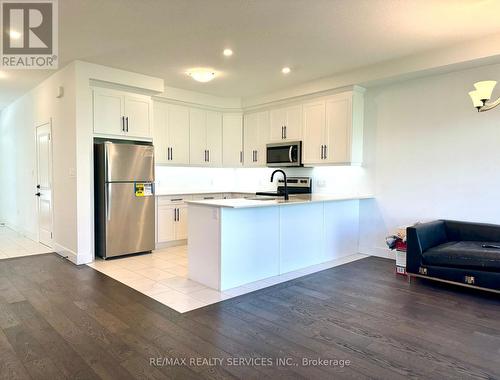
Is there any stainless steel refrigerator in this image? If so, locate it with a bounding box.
[94,142,155,259]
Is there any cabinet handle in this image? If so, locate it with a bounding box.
[284,126,287,139]
[255,150,258,162]
[240,151,243,163]
[207,150,210,162]
[177,208,180,221]
[167,147,170,161]
[171,198,183,202]
[121,116,125,132]
[281,126,284,139]
[170,147,173,161]
[320,145,324,160]
[125,117,129,132]
[324,145,327,160]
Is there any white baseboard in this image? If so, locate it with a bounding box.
[359,245,396,260]
[53,243,78,264]
[155,239,187,249]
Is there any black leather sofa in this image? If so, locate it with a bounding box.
[407,220,500,292]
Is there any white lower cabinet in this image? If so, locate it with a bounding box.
[156,196,190,244]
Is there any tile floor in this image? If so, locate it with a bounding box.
[87,245,368,313]
[0,226,53,259]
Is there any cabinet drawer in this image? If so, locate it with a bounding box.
[157,195,192,205]
[191,193,224,201]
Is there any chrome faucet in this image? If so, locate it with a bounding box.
[270,169,289,200]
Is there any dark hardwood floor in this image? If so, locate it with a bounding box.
[0,253,499,380]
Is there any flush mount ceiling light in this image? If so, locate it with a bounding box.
[186,68,217,83]
[469,80,499,112]
[282,67,291,74]
[223,48,233,57]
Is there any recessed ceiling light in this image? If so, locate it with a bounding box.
[223,48,233,57]
[282,67,291,74]
[186,68,217,83]
[9,30,21,39]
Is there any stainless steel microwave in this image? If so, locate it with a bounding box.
[266,141,302,167]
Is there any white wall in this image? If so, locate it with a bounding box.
[0,64,78,251]
[358,62,500,258]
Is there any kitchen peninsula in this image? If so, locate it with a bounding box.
[187,194,372,291]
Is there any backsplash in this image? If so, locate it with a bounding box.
[155,165,372,196]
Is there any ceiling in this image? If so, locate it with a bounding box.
[2,0,500,109]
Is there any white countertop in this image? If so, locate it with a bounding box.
[185,194,374,208]
[155,191,254,197]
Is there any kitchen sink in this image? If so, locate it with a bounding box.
[247,196,279,201]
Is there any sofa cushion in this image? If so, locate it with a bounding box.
[422,241,500,271]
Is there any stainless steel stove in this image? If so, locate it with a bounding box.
[256,176,312,197]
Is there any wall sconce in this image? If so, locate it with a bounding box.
[469,80,499,112]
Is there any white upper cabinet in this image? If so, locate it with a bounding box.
[189,108,223,167]
[167,104,190,165]
[302,100,326,164]
[124,94,151,139]
[93,88,123,136]
[244,110,269,167]
[189,108,207,166]
[222,113,243,167]
[153,101,168,164]
[269,105,302,142]
[301,90,364,165]
[93,87,152,139]
[153,101,190,165]
[206,111,223,167]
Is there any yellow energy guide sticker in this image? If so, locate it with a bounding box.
[135,183,153,197]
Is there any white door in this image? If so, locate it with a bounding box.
[206,111,223,167]
[168,104,190,165]
[93,88,124,135]
[157,205,176,243]
[243,113,259,167]
[175,205,188,240]
[302,101,325,164]
[153,101,169,164]
[36,123,53,247]
[325,96,351,163]
[256,111,270,166]
[189,108,207,166]
[124,94,151,139]
[222,113,243,167]
[284,105,302,141]
[269,107,287,141]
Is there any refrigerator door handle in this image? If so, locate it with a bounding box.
[106,183,112,221]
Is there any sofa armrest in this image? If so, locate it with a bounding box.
[444,220,500,242]
[406,220,448,273]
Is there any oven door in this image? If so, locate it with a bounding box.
[266,142,302,167]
